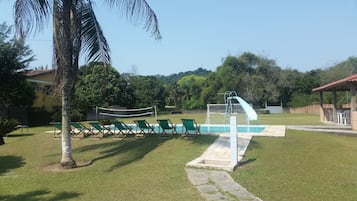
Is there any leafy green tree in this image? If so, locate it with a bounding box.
[129,76,166,109]
[156,67,211,84]
[14,0,161,168]
[165,82,179,107]
[319,57,357,84]
[73,62,133,110]
[210,53,282,107]
[277,68,302,107]
[177,75,207,109]
[0,23,35,107]
[294,70,321,95]
[253,59,281,105]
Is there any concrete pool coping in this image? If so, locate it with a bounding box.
[186,125,286,171]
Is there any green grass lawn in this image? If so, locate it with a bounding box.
[257,113,324,125]
[0,125,217,201]
[232,129,357,201]
[1,113,356,201]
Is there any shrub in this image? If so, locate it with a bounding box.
[99,118,113,125]
[0,118,19,145]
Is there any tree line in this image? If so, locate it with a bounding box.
[73,53,357,112]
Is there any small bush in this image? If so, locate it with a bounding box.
[51,109,85,122]
[71,110,84,122]
[99,118,113,125]
[256,109,270,114]
[0,118,19,145]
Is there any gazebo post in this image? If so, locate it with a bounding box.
[332,90,337,123]
[350,84,357,130]
[350,84,356,112]
[319,91,325,122]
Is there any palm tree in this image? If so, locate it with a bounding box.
[14,0,161,169]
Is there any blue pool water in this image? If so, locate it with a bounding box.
[123,124,266,134]
[199,124,266,133]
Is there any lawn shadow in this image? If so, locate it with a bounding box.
[247,139,260,150]
[239,158,256,167]
[186,134,219,145]
[6,133,34,137]
[0,155,25,175]
[75,135,165,171]
[0,189,81,201]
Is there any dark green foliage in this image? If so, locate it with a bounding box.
[288,93,320,108]
[0,23,35,107]
[176,75,207,109]
[50,108,84,122]
[319,57,357,84]
[128,75,167,109]
[0,117,19,145]
[78,53,357,110]
[73,62,133,110]
[28,107,52,126]
[155,67,211,84]
[204,52,283,107]
[99,118,113,125]
[70,110,84,122]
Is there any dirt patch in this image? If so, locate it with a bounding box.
[42,160,93,172]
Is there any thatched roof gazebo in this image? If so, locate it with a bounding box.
[312,74,357,129]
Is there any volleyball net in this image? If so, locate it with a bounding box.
[96,106,157,120]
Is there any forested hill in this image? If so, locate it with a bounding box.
[154,67,211,84]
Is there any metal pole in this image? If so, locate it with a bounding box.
[95,106,98,121]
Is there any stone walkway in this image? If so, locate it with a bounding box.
[185,168,262,201]
[185,125,286,201]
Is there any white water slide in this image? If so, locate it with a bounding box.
[227,96,258,121]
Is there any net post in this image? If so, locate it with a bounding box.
[206,104,210,125]
[95,106,98,121]
[154,105,157,120]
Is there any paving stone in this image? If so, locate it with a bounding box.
[204,192,228,201]
[197,184,219,193]
[229,189,256,198]
[186,169,209,185]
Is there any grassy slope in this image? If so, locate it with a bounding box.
[0,125,217,201]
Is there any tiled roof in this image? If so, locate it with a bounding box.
[26,69,54,77]
[313,74,357,92]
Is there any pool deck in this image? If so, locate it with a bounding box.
[186,125,286,171]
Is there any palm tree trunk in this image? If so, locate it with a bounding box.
[60,78,76,168]
[57,0,76,169]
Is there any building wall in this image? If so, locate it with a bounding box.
[27,71,60,112]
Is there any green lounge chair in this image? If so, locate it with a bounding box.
[70,122,90,139]
[50,122,62,139]
[89,122,111,139]
[181,119,200,136]
[112,121,134,140]
[134,120,155,135]
[157,119,177,136]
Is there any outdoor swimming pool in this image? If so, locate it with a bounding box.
[200,124,266,133]
[126,124,266,134]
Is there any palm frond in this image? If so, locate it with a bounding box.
[104,0,162,40]
[14,0,51,38]
[81,1,111,64]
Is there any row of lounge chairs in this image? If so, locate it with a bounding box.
[50,118,200,140]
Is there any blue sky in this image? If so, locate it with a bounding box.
[1,1,357,75]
